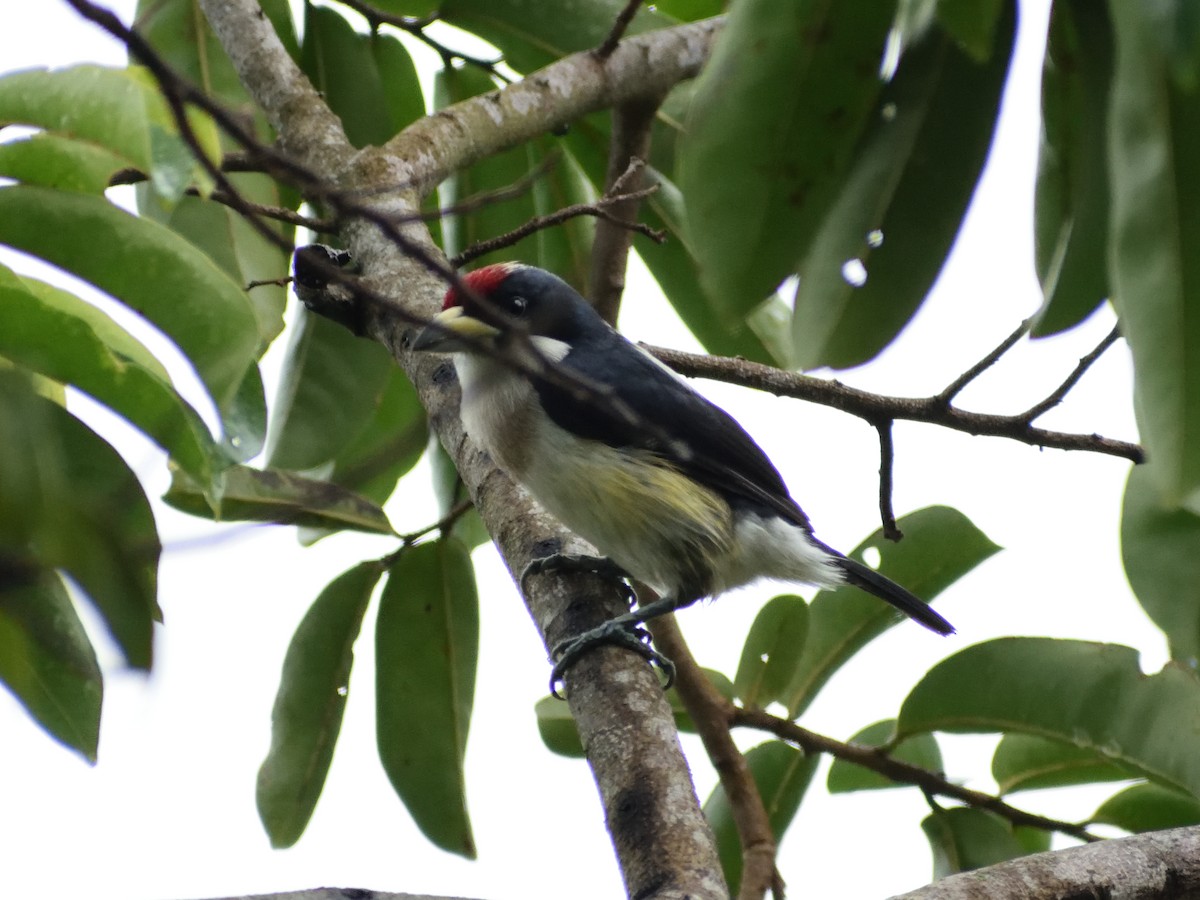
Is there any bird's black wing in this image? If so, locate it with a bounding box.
[533,329,816,532]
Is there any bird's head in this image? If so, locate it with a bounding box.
[411,263,598,355]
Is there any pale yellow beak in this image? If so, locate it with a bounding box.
[411,305,500,352]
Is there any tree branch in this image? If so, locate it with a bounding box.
[646,344,1143,463]
[733,708,1100,844]
[891,825,1200,899]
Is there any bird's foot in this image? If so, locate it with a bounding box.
[520,552,634,606]
[549,619,676,699]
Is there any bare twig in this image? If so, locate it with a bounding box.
[589,100,659,324]
[596,0,646,59]
[646,344,1144,463]
[1019,324,1123,422]
[651,616,784,900]
[875,421,902,541]
[332,0,509,78]
[451,184,663,268]
[937,318,1032,405]
[733,708,1102,844]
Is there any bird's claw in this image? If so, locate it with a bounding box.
[520,553,635,607]
[549,620,676,699]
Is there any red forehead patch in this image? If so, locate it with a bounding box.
[443,263,521,309]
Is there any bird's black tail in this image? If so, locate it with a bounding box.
[834,556,955,636]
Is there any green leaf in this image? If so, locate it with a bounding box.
[826,719,943,793]
[937,0,1004,62]
[1031,0,1114,336]
[368,0,439,19]
[562,118,784,364]
[266,309,395,471]
[1108,2,1200,506]
[898,638,1200,799]
[257,562,382,847]
[534,695,585,758]
[992,733,1134,794]
[0,271,217,483]
[138,176,289,346]
[164,465,395,536]
[0,185,259,415]
[1093,782,1200,833]
[300,4,422,147]
[0,65,153,169]
[0,374,158,669]
[0,133,129,194]
[679,1,896,323]
[733,594,808,709]
[440,0,675,76]
[921,807,1026,878]
[376,539,479,857]
[703,741,818,895]
[0,568,102,763]
[790,3,1016,369]
[435,64,541,268]
[1122,464,1200,663]
[783,506,999,718]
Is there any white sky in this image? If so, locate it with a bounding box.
[0,2,1159,899]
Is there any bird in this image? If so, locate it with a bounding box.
[411,262,953,688]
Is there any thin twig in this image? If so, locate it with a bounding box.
[875,421,902,541]
[451,186,663,268]
[332,0,509,78]
[596,0,645,59]
[1019,324,1123,422]
[937,318,1032,405]
[734,707,1102,844]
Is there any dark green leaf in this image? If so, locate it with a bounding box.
[376,539,479,857]
[534,695,585,758]
[1032,0,1113,336]
[266,309,394,471]
[1093,782,1200,833]
[0,568,102,763]
[922,807,1026,878]
[791,3,1016,369]
[1108,2,1200,505]
[992,733,1135,794]
[826,719,943,793]
[301,4,416,147]
[0,374,158,669]
[368,0,439,19]
[1122,464,1200,663]
[937,0,1004,62]
[563,117,784,363]
[165,465,395,535]
[733,594,808,709]
[0,185,259,415]
[370,30,428,134]
[704,741,818,895]
[440,0,675,76]
[899,638,1200,798]
[0,270,217,482]
[679,1,895,323]
[257,562,381,847]
[1013,825,1052,856]
[783,506,999,718]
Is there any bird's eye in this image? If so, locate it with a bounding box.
[510,295,528,315]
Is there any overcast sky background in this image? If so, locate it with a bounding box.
[0,2,1160,899]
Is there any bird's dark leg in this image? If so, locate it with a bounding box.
[520,552,635,606]
[549,594,687,698]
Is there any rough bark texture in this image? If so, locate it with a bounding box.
[197,1,726,897]
[891,825,1200,900]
